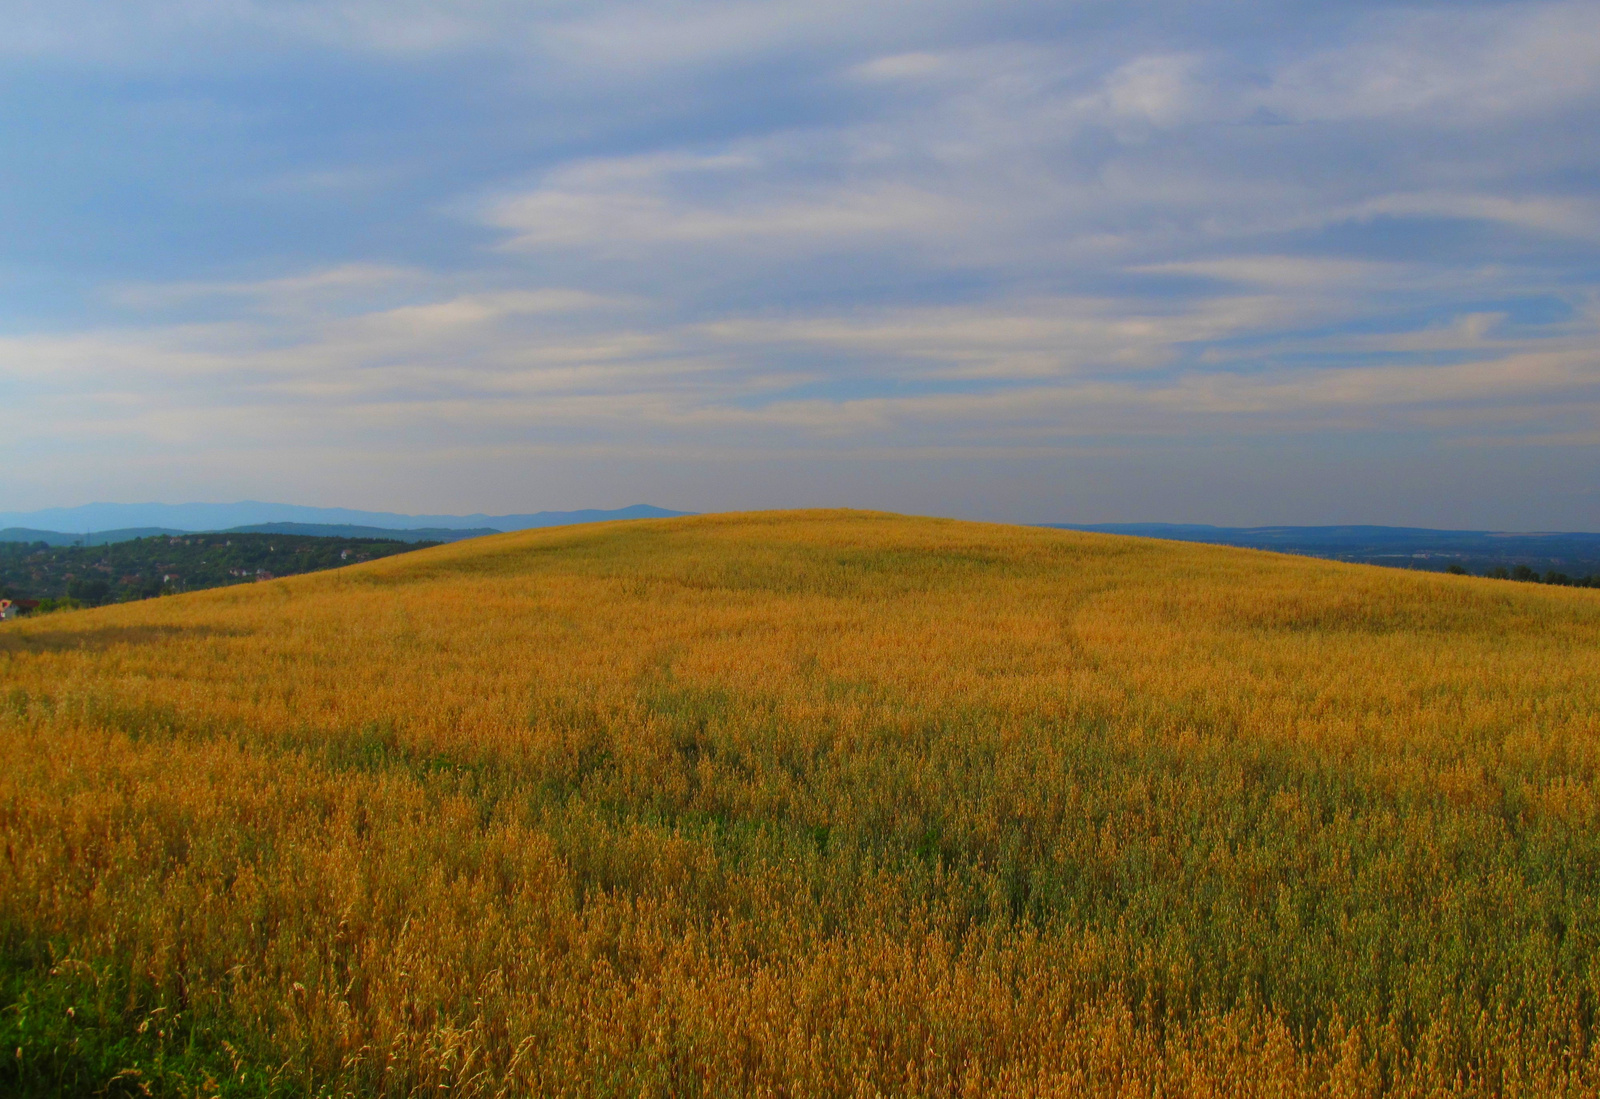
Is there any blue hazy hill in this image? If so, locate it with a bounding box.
[0,503,690,542]
[223,523,499,543]
[0,524,481,547]
[0,527,187,546]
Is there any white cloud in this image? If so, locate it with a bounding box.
[6,0,1600,521]
[1129,256,1399,290]
[850,52,952,82]
[1088,54,1211,129]
[488,183,956,250]
[9,261,1598,454]
[1348,192,1600,241]
[544,0,881,70]
[0,0,983,69]
[1261,2,1600,123]
[110,264,428,310]
[481,140,967,252]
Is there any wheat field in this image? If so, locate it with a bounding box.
[4,509,1600,1097]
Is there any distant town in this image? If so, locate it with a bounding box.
[0,533,434,613]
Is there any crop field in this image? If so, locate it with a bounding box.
[4,509,1600,1097]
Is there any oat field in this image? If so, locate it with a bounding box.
[4,509,1600,1097]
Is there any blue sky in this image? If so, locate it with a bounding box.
[3,0,1598,527]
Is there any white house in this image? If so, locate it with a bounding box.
[0,599,16,620]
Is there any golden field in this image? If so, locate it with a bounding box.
[4,509,1600,1097]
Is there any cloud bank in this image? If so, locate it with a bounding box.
[2,0,1597,525]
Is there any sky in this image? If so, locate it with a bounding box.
[3,0,1598,528]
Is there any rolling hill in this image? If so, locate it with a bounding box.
[3,510,1599,1096]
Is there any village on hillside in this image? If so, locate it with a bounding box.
[0,532,436,612]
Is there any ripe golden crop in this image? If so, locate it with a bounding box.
[3,510,1599,1096]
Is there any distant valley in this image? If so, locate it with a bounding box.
[0,532,434,609]
[0,503,693,610]
[1046,522,1600,581]
[7,505,1597,582]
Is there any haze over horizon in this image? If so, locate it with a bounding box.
[3,500,1600,538]
[0,500,688,534]
[4,0,1598,529]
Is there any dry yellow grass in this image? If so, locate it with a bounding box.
[3,509,1600,1096]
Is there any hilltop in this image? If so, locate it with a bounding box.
[3,510,1599,1096]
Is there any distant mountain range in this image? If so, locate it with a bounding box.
[1046,523,1600,576]
[0,503,689,546]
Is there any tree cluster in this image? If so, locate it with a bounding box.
[1445,562,1599,586]
[0,533,436,613]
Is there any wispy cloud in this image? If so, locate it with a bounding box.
[1260,1,1600,124]
[2,0,1597,524]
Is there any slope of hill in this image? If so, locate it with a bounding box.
[3,511,1599,1096]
